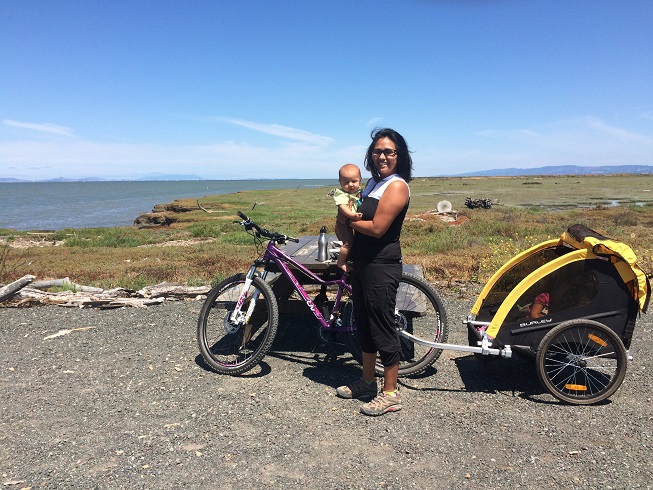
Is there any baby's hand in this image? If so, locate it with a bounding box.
[351,213,363,221]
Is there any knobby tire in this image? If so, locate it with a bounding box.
[197,274,279,375]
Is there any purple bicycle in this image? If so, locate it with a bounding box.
[197,211,448,375]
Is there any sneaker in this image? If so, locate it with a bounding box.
[336,377,378,400]
[360,391,402,416]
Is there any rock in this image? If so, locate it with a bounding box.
[133,213,174,228]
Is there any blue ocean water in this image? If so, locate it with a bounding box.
[0,179,334,231]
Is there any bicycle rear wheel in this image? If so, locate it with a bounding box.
[197,274,279,375]
[345,273,449,377]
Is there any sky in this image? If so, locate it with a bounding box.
[1,0,652,181]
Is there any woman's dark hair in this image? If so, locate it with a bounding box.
[363,127,413,182]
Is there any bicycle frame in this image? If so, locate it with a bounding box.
[229,236,509,358]
[236,239,354,332]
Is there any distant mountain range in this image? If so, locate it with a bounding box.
[1,166,653,182]
[453,165,653,177]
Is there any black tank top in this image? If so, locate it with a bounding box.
[350,176,409,264]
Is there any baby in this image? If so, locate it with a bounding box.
[333,164,363,271]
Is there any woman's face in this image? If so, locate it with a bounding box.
[371,137,398,178]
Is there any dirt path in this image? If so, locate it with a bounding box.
[1,294,652,489]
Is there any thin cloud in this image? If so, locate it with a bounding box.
[219,117,334,146]
[424,115,653,176]
[0,138,347,180]
[476,116,653,148]
[2,114,651,180]
[636,107,653,120]
[3,119,75,137]
[365,117,384,127]
[582,116,653,144]
[475,128,541,138]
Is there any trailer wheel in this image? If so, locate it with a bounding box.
[536,319,627,405]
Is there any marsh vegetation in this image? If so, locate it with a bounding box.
[2,175,652,290]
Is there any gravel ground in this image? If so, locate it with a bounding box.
[1,287,652,489]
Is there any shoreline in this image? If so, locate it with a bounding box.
[3,174,653,233]
[0,179,336,232]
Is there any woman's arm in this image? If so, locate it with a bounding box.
[349,180,409,238]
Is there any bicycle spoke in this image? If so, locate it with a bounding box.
[198,275,279,375]
[537,320,626,404]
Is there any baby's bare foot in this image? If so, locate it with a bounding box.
[337,257,348,272]
[338,262,352,273]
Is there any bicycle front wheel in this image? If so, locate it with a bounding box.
[197,274,279,375]
[345,272,449,377]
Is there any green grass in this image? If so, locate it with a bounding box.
[2,175,653,289]
[58,228,158,248]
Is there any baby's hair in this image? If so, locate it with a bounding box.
[339,163,361,180]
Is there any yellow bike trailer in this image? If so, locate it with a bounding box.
[465,224,650,405]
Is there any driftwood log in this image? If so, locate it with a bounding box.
[197,200,217,213]
[464,197,499,209]
[31,278,104,294]
[138,282,211,299]
[0,275,36,302]
[0,277,211,309]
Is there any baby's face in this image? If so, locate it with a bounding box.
[339,173,361,194]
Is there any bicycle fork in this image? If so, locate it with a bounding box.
[228,265,266,346]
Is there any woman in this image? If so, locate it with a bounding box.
[336,128,413,416]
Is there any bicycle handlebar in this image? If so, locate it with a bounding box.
[236,211,300,244]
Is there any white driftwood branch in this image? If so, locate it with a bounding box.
[0,275,36,302]
[197,200,216,213]
[138,282,211,299]
[31,277,104,294]
[14,288,167,309]
[6,281,209,309]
